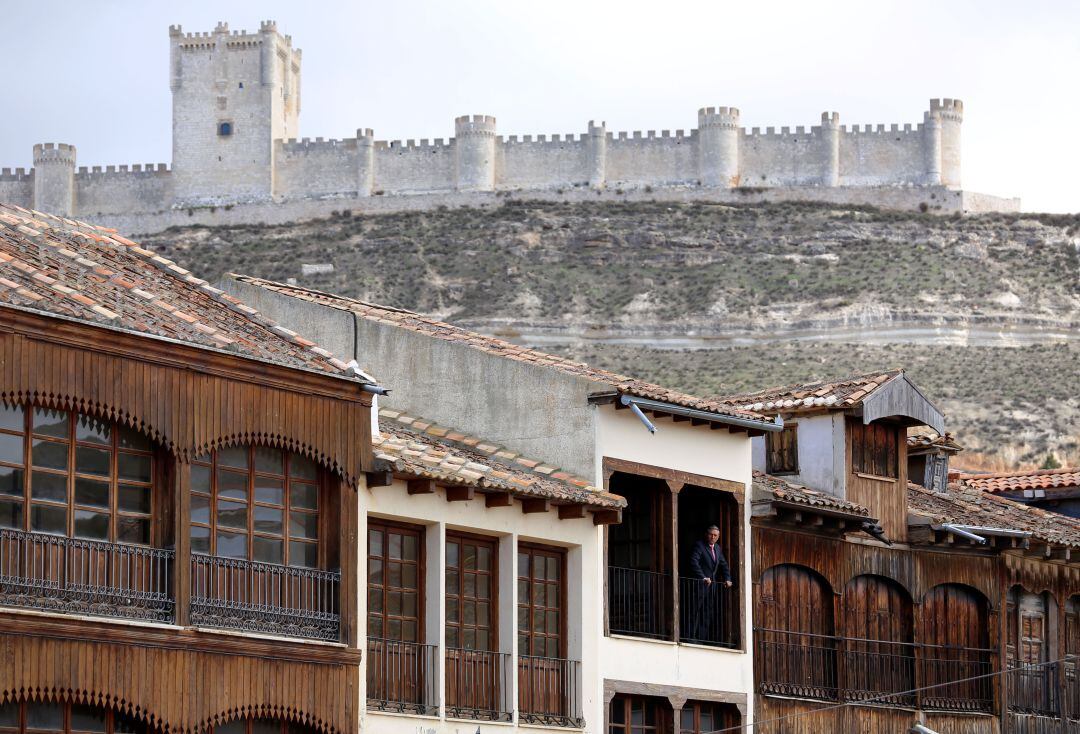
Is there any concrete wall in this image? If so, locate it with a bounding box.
[221,276,602,479]
[750,413,847,497]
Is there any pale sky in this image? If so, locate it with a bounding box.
[2,0,1077,212]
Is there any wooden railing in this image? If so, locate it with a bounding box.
[367,638,439,715]
[445,648,513,721]
[518,655,583,727]
[190,554,340,641]
[756,628,994,713]
[0,528,173,622]
[608,566,672,640]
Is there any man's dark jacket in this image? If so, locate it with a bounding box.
[690,540,732,583]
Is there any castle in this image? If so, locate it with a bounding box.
[0,21,1019,234]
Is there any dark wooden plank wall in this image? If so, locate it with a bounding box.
[0,321,372,484]
[755,696,1002,734]
[846,418,909,542]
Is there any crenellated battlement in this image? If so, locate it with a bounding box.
[930,98,964,122]
[33,143,77,165]
[455,115,497,138]
[841,122,923,135]
[0,168,31,182]
[75,163,170,177]
[698,106,741,130]
[279,137,359,154]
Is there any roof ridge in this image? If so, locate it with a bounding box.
[715,367,904,404]
[958,467,1079,480]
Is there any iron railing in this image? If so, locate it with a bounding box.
[1008,662,1059,717]
[0,528,173,622]
[367,638,439,715]
[679,576,738,648]
[190,554,339,641]
[445,648,513,721]
[756,629,995,713]
[518,655,583,727]
[608,566,671,640]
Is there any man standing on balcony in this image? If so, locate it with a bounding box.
[689,526,732,642]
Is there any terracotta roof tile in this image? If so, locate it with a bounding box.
[373,410,625,510]
[954,468,1080,494]
[233,276,775,425]
[0,204,364,381]
[718,369,905,414]
[752,471,872,517]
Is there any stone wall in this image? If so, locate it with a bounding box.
[0,170,33,208]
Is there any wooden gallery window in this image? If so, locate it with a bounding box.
[206,720,314,734]
[446,533,497,650]
[368,521,423,642]
[518,544,565,658]
[849,420,899,479]
[0,701,146,734]
[765,424,799,475]
[679,701,739,734]
[609,696,670,734]
[0,403,154,544]
[190,446,320,567]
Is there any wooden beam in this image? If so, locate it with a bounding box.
[522,498,550,514]
[446,485,475,502]
[727,425,746,434]
[592,509,622,526]
[366,470,393,488]
[557,504,587,520]
[407,478,436,495]
[484,491,514,508]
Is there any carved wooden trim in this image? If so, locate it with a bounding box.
[603,679,748,706]
[603,457,745,501]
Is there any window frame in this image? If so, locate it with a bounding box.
[0,403,155,545]
[367,519,425,643]
[765,423,799,475]
[190,445,321,568]
[517,542,567,660]
[608,695,670,734]
[445,531,499,652]
[678,700,739,734]
[217,121,234,137]
[849,419,899,480]
[0,700,143,734]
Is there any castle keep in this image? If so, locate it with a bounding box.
[0,21,1019,232]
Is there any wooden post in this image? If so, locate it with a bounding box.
[339,476,359,647]
[172,458,191,627]
[667,694,687,734]
[912,601,924,711]
[833,591,846,702]
[668,481,684,644]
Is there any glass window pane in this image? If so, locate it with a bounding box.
[118,484,151,514]
[118,453,151,483]
[402,563,417,589]
[548,556,559,580]
[387,590,402,615]
[289,540,318,568]
[31,438,68,470]
[32,408,69,439]
[289,452,317,480]
[0,465,25,497]
[389,532,402,560]
[478,545,492,570]
[74,509,110,540]
[218,446,248,469]
[290,482,318,510]
[31,503,67,535]
[76,446,111,477]
[368,587,383,612]
[0,701,18,727]
[0,402,23,432]
[368,615,383,638]
[216,530,248,558]
[253,536,284,564]
[404,591,418,616]
[117,425,151,451]
[403,620,418,642]
[217,468,248,500]
[191,493,210,524]
[31,471,67,502]
[215,722,246,734]
[518,552,529,577]
[217,499,248,529]
[0,433,23,465]
[74,415,111,446]
[71,705,108,732]
[446,626,459,648]
[191,463,211,492]
[254,446,283,475]
[190,524,210,553]
[251,720,280,734]
[533,555,546,580]
[446,541,459,567]
[254,476,284,505]
[26,702,64,730]
[368,528,383,555]
[254,505,283,535]
[75,477,110,509]
[0,498,23,529]
[447,597,459,622]
[368,558,383,584]
[116,515,150,546]
[462,543,476,570]
[403,533,418,560]
[289,511,318,540]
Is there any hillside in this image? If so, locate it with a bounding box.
[141,200,1080,468]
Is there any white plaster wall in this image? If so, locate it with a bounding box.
[275,140,359,199]
[594,407,755,718]
[374,143,456,194]
[74,169,173,216]
[359,476,603,734]
[498,138,590,189]
[838,127,928,185]
[605,134,697,187]
[750,413,846,497]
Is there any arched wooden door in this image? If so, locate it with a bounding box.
[757,564,837,700]
[841,574,915,704]
[920,584,993,712]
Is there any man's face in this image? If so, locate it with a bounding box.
[707,528,720,545]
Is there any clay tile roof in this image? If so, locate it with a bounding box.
[752,471,872,518]
[954,468,1080,494]
[373,410,625,509]
[907,481,1080,548]
[718,369,905,414]
[232,275,775,425]
[0,204,364,381]
[907,433,964,454]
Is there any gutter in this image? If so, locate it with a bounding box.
[617,395,784,434]
[938,523,1033,545]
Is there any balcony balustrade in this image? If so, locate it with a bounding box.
[366,638,439,715]
[0,528,173,622]
[445,648,513,721]
[679,576,738,648]
[518,654,584,727]
[608,566,671,640]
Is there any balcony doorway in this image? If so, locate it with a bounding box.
[678,486,740,648]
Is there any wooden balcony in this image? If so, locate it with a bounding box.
[0,528,173,622]
[518,655,583,727]
[367,638,439,715]
[445,648,513,721]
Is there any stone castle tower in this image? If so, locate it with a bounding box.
[169,21,301,206]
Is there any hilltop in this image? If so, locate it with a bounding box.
[141,200,1080,467]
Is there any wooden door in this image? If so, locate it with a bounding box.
[920,584,992,710]
[841,574,914,703]
[757,564,836,699]
[445,533,500,715]
[518,544,568,719]
[367,521,424,708]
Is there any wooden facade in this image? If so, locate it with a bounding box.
[0,308,372,734]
